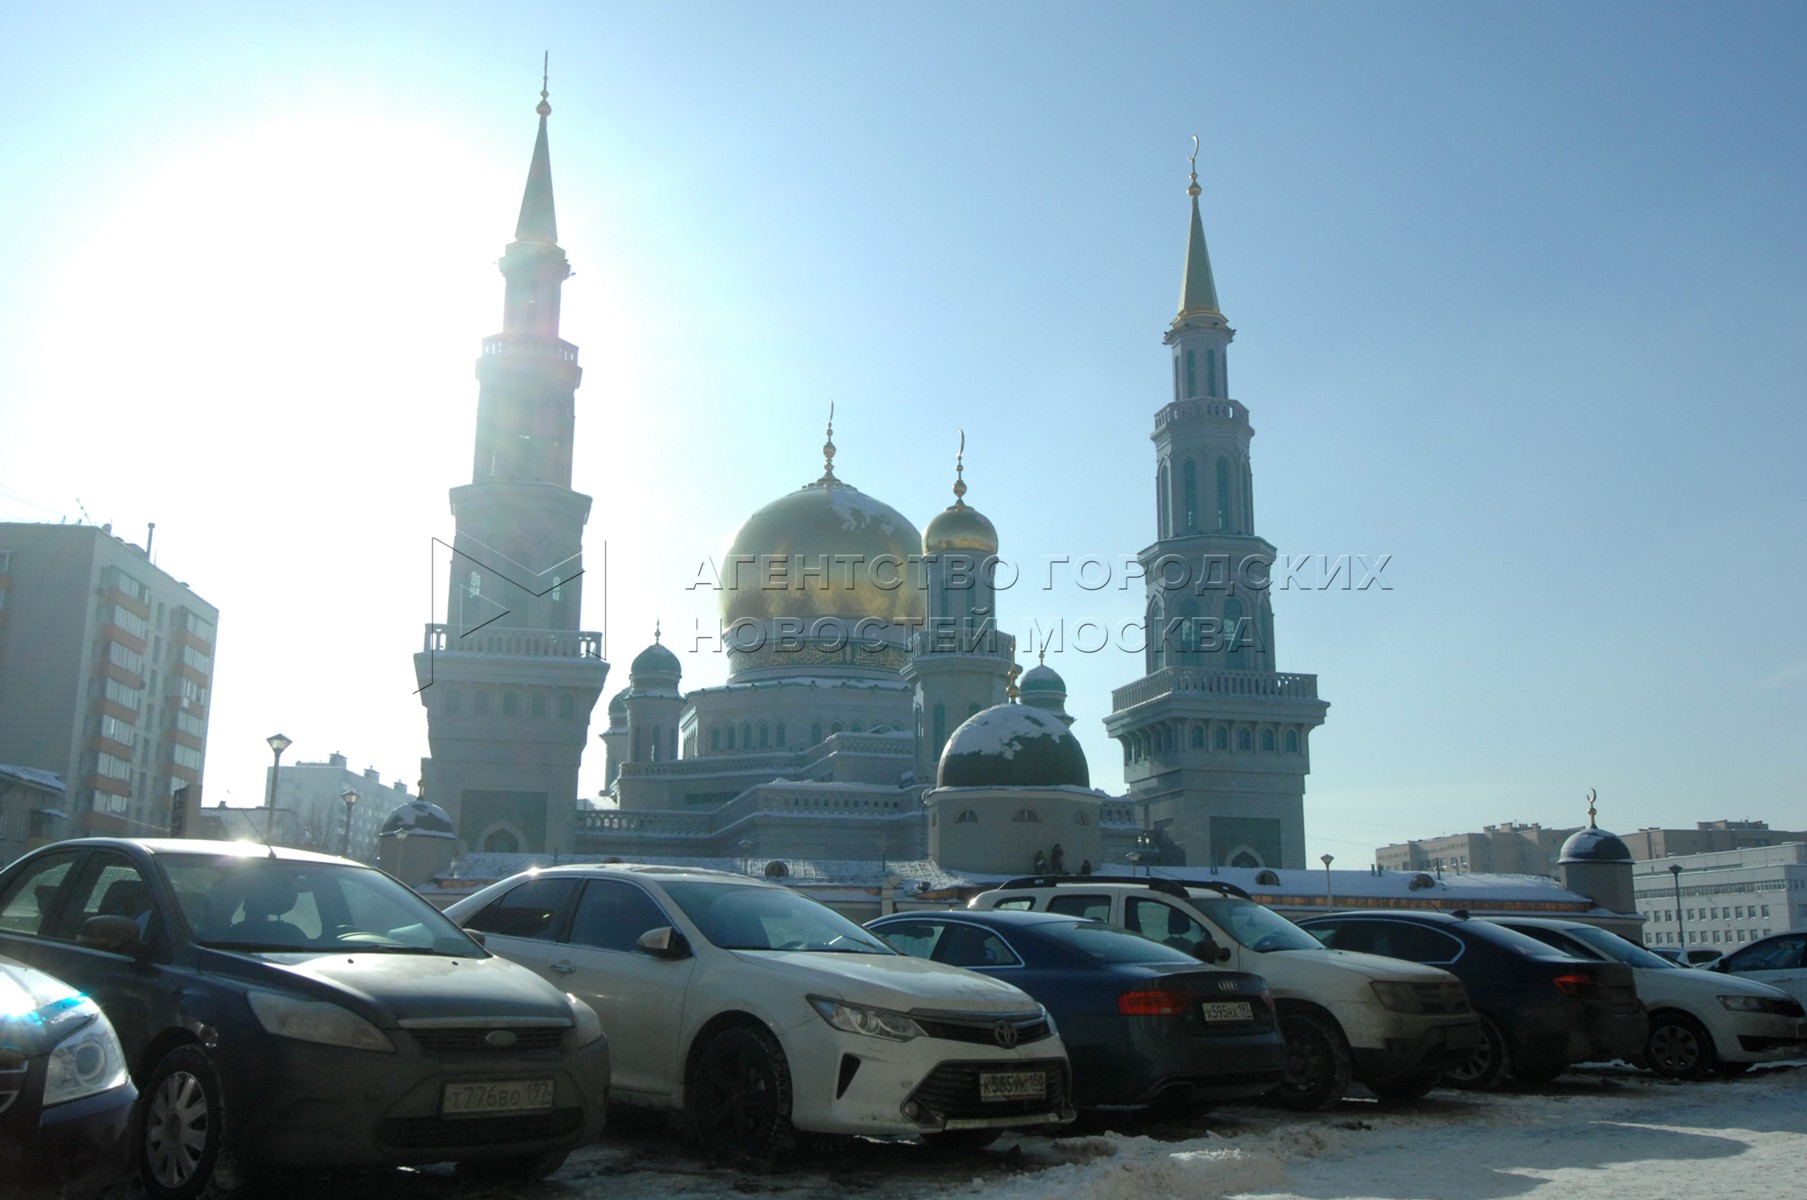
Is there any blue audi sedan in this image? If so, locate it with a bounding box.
[868,909,1284,1110]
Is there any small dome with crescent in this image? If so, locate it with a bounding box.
[1559,825,1633,865]
[938,703,1090,789]
[379,799,456,839]
[1019,661,1066,699]
[922,432,998,557]
[630,627,681,682]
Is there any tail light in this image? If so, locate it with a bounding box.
[1119,990,1192,1016]
[1552,973,1604,999]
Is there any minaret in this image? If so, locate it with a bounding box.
[904,434,1012,780]
[413,75,610,857]
[1101,142,1328,870]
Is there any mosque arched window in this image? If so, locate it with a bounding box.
[758,722,769,748]
[559,693,574,719]
[741,722,753,749]
[1191,725,1205,748]
[1236,727,1252,751]
[955,809,979,824]
[1012,809,1041,823]
[1261,728,1276,752]
[1183,460,1198,532]
[446,689,462,716]
[1185,349,1197,398]
[932,705,946,753]
[474,690,491,716]
[811,720,823,745]
[1157,462,1171,539]
[482,828,519,854]
[1216,457,1232,531]
[775,721,787,748]
[1073,810,1090,826]
[710,727,721,752]
[1213,725,1229,751]
[1284,729,1299,754]
[531,692,547,718]
[1173,356,1182,404]
[1206,348,1219,397]
[726,725,736,750]
[851,721,863,734]
[502,691,519,717]
[830,721,843,735]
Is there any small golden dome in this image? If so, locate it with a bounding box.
[923,503,998,556]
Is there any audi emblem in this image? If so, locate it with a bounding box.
[484,1030,519,1049]
[1216,980,1238,993]
[993,1021,1019,1050]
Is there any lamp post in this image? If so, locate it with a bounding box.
[1669,862,1686,949]
[1320,853,1335,910]
[738,839,754,876]
[264,733,292,842]
[341,788,359,859]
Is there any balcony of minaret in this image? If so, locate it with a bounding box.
[476,333,582,389]
[422,622,602,660]
[1155,397,1249,433]
[1112,665,1318,714]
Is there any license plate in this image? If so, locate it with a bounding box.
[441,1078,554,1116]
[979,1071,1047,1102]
[1201,1001,1253,1023]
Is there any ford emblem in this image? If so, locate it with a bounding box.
[484,1029,519,1049]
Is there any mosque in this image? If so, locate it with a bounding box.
[411,88,1329,878]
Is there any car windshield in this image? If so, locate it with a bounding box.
[1188,894,1323,952]
[1034,919,1205,965]
[158,854,480,956]
[1552,924,1681,970]
[661,881,892,954]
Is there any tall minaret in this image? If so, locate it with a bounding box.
[1102,143,1327,870]
[413,75,609,857]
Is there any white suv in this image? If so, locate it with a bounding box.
[969,876,1481,1107]
[446,866,1072,1162]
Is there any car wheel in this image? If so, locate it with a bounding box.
[457,1150,570,1181]
[1442,1016,1511,1091]
[1268,1012,1353,1111]
[685,1025,796,1166]
[922,1129,1003,1152]
[1646,1012,1717,1081]
[1364,1070,1442,1102]
[138,1045,228,1200]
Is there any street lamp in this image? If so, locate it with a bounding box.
[1320,853,1335,910]
[738,839,754,876]
[264,733,292,842]
[1669,862,1686,949]
[341,788,359,858]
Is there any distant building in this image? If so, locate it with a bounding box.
[265,751,412,862]
[0,763,68,864]
[0,522,218,841]
[1375,821,1578,876]
[1618,820,1807,861]
[1632,842,1807,949]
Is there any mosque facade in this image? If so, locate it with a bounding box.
[417,93,1328,873]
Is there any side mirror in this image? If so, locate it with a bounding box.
[79,914,144,956]
[636,926,692,960]
[1214,942,1233,964]
[464,929,487,949]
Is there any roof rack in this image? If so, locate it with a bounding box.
[994,874,1191,899]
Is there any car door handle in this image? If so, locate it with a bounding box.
[548,961,576,975]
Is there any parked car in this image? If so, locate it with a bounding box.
[1709,932,1807,1009]
[1651,946,1724,969]
[1489,917,1807,1080]
[865,908,1285,1110]
[0,839,609,1200]
[1296,910,1646,1089]
[445,865,1074,1162]
[968,876,1480,1106]
[1,954,138,1200]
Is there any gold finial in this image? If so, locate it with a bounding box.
[654,619,662,644]
[1586,788,1598,829]
[1038,645,1045,666]
[951,429,968,507]
[1006,640,1021,701]
[537,52,551,118]
[819,401,839,484]
[1187,135,1201,199]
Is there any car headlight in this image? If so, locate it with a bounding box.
[246,991,395,1053]
[1371,981,1426,1014]
[567,994,605,1048]
[43,1010,130,1106]
[1720,994,1804,1017]
[808,995,924,1042]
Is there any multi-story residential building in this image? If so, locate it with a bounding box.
[1375,821,1578,876]
[1632,842,1807,949]
[1618,820,1807,861]
[0,523,218,840]
[0,762,66,864]
[265,751,412,862]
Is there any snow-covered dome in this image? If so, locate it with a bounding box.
[378,799,456,839]
[1558,824,1633,865]
[937,703,1089,789]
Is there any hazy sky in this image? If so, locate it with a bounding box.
[2,3,1802,865]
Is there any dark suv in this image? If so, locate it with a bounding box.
[1296,910,1645,1089]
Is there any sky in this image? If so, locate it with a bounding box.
[1,3,1802,866]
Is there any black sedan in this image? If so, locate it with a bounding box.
[1,954,138,1200]
[869,909,1285,1109]
[1297,911,1646,1089]
[0,838,609,1200]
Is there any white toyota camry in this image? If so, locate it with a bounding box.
[445,865,1072,1162]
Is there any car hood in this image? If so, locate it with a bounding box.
[1275,947,1461,984]
[729,950,1041,1015]
[1633,964,1797,1005]
[207,950,573,1027]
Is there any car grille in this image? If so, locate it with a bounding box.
[376,1107,583,1149]
[911,1011,1054,1048]
[906,1058,1069,1120]
[1415,982,1472,1015]
[407,1027,567,1054]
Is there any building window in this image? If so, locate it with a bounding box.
[955,809,978,824]
[710,728,721,752]
[830,721,842,735]
[1157,462,1171,538]
[1172,357,1181,403]
[1284,729,1299,753]
[811,720,823,745]
[1206,348,1219,397]
[1012,809,1041,823]
[1216,458,1232,531]
[932,704,946,752]
[1236,728,1252,751]
[775,721,786,748]
[559,693,575,719]
[1190,725,1205,748]
[742,722,753,748]
[1182,460,1198,532]
[1261,728,1276,752]
[502,692,519,716]
[758,722,769,748]
[475,691,491,716]
[1214,725,1228,750]
[531,693,547,718]
[726,726,736,750]
[1185,349,1197,398]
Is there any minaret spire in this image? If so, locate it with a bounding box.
[515,55,558,244]
[1175,135,1221,324]
[817,402,840,485]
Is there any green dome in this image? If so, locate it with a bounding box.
[630,639,680,682]
[1018,663,1066,696]
[938,704,1089,789]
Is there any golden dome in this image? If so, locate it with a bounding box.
[923,501,998,556]
[720,479,925,628]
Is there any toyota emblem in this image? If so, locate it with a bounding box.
[484,1029,519,1049]
[993,1021,1019,1049]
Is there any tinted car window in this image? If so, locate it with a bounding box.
[0,854,78,937]
[872,920,943,959]
[62,854,158,940]
[1723,935,1805,973]
[1046,894,1111,921]
[568,880,671,952]
[464,877,582,942]
[932,923,1022,968]
[1305,919,1461,963]
[1126,898,1208,952]
[988,896,1035,911]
